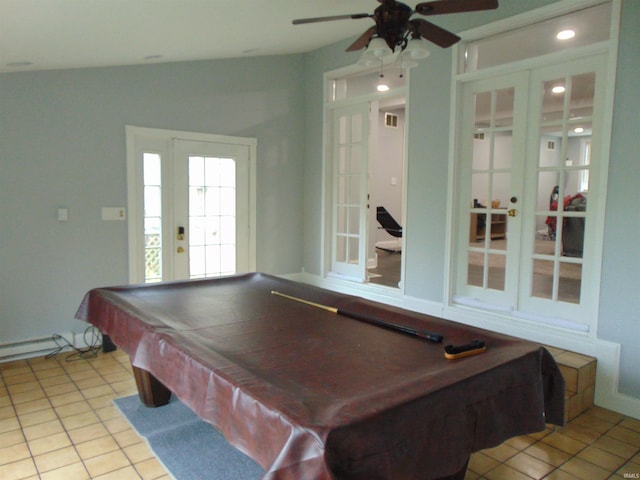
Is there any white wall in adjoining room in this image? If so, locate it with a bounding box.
[369,107,405,259]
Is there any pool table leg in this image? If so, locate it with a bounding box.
[132,365,172,407]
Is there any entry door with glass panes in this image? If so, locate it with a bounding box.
[142,139,251,282]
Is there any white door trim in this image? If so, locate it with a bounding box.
[125,125,257,284]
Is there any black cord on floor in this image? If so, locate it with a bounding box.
[46,326,102,361]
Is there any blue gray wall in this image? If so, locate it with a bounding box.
[598,0,640,398]
[0,56,305,341]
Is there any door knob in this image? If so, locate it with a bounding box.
[176,246,185,253]
[508,209,519,217]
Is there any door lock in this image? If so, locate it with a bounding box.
[177,226,185,241]
[508,209,519,217]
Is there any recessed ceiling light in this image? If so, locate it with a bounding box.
[574,127,584,133]
[556,29,576,40]
[377,83,390,92]
[552,85,566,94]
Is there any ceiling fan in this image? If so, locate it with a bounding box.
[293,0,498,54]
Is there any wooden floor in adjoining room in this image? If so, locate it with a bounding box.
[1,350,639,480]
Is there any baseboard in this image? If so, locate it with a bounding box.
[0,330,102,363]
[0,333,73,362]
[279,271,637,420]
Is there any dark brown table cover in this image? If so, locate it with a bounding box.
[76,272,564,479]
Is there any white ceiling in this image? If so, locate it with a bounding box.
[0,0,430,74]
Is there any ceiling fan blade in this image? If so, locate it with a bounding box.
[292,13,370,25]
[415,0,498,16]
[410,18,461,48]
[346,26,376,52]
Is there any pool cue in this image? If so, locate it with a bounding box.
[271,291,443,343]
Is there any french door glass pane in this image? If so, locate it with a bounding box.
[467,250,483,287]
[189,187,205,216]
[348,207,359,234]
[348,237,359,264]
[220,188,235,215]
[474,92,491,129]
[495,88,515,128]
[531,259,554,300]
[143,153,162,283]
[471,173,489,204]
[189,156,236,279]
[489,213,507,251]
[558,262,582,303]
[144,186,161,216]
[189,157,205,185]
[570,73,595,118]
[487,253,506,290]
[336,236,347,263]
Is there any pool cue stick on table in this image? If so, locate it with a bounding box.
[271,290,443,343]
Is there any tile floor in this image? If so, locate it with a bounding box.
[1,349,639,480]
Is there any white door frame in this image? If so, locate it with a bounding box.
[321,63,410,289]
[125,125,257,284]
[445,0,620,335]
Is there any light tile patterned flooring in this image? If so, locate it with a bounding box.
[1,350,639,480]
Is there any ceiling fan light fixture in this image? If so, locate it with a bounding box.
[367,37,393,58]
[402,37,431,60]
[357,49,379,67]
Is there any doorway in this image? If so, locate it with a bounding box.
[368,100,405,288]
[324,64,408,289]
[126,126,257,283]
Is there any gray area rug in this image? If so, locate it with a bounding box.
[114,395,264,480]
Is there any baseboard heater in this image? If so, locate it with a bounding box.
[0,335,69,361]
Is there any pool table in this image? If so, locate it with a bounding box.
[76,272,564,480]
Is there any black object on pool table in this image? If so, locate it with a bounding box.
[271,290,444,343]
[444,339,487,359]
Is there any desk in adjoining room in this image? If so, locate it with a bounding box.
[76,272,564,480]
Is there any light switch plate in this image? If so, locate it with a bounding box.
[58,208,69,222]
[102,207,126,221]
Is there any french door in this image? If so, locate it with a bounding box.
[453,56,606,327]
[126,127,256,283]
[329,103,371,282]
[454,72,528,309]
